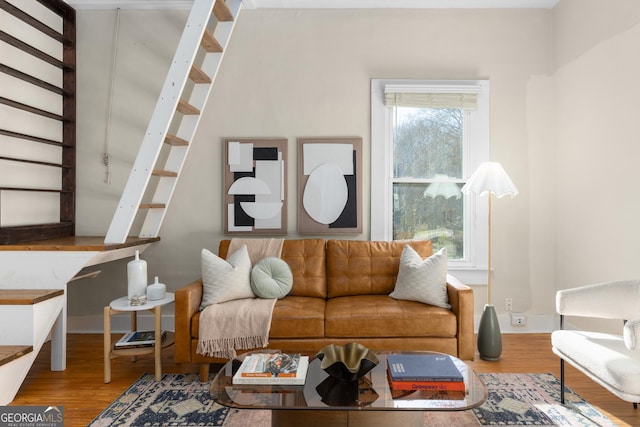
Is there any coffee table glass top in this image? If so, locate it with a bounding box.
[210,351,487,411]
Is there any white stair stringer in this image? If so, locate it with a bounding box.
[0,245,152,404]
[105,0,244,244]
[0,294,65,406]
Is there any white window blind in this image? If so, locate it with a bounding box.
[383,92,477,110]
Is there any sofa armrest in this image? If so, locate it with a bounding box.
[556,279,640,321]
[174,279,203,363]
[446,273,474,360]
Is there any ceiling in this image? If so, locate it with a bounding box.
[65,0,560,10]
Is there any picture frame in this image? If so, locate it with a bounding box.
[297,137,362,234]
[223,138,287,235]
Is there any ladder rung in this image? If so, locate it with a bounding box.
[139,203,166,209]
[176,99,200,115]
[189,65,212,84]
[201,30,223,53]
[213,0,234,21]
[164,134,189,146]
[152,169,178,177]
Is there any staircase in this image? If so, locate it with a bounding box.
[105,0,243,244]
[0,290,64,406]
[0,0,243,405]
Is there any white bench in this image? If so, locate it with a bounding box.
[551,280,640,408]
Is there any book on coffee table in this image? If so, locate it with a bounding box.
[233,353,309,385]
[387,354,464,383]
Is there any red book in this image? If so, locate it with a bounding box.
[388,378,466,391]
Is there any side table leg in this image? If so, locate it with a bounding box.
[103,306,111,384]
[130,311,138,362]
[154,305,162,381]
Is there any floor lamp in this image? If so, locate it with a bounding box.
[462,162,518,361]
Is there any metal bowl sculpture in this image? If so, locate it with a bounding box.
[316,342,379,382]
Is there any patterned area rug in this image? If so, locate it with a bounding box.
[89,372,617,426]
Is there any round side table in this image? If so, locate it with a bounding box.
[103,293,175,383]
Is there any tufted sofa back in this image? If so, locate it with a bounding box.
[326,239,432,298]
[218,239,327,298]
[219,239,432,300]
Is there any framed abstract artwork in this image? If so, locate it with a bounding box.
[297,137,362,234]
[223,138,287,235]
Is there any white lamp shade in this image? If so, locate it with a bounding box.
[461,162,519,198]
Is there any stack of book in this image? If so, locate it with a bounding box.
[386,353,465,391]
[115,330,167,349]
[232,353,309,385]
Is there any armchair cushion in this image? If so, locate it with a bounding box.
[552,330,640,400]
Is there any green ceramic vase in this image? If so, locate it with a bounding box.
[477,304,502,361]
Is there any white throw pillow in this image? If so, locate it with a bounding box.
[200,245,253,309]
[390,245,450,309]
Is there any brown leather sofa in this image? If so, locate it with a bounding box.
[175,239,475,380]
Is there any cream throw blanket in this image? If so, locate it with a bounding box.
[197,238,283,359]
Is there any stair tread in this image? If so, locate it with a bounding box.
[0,346,33,368]
[164,134,189,146]
[152,169,178,177]
[189,65,211,84]
[0,236,159,251]
[201,30,223,53]
[213,0,234,21]
[176,99,200,115]
[0,289,64,305]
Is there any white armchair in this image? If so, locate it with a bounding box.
[552,280,640,408]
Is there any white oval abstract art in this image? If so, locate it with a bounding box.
[303,163,348,224]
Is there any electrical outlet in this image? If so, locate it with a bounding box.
[505,298,513,312]
[511,313,526,326]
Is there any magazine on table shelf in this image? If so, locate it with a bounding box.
[115,330,167,348]
[232,353,309,385]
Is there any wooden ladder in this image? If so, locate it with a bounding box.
[105,0,243,244]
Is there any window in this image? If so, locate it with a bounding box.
[371,80,489,282]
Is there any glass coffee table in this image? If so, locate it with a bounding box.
[210,350,487,427]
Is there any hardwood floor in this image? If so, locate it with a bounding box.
[9,333,639,426]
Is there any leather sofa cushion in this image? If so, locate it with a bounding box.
[219,239,327,298]
[325,295,456,338]
[270,296,326,339]
[326,239,433,298]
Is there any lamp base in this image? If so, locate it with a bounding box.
[477,304,502,361]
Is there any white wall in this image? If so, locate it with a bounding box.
[69,6,558,330]
[552,0,640,332]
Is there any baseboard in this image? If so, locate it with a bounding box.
[69,313,557,334]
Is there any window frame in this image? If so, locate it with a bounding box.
[370,79,490,283]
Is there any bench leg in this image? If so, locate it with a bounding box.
[634,402,637,409]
